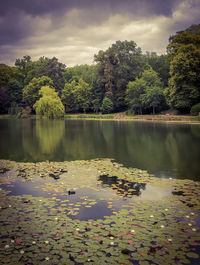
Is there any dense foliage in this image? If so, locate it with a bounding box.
[165,26,200,112]
[34,86,64,119]
[126,68,166,114]
[190,103,200,116]
[0,24,200,116]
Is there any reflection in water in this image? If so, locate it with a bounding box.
[0,119,200,180]
[98,174,146,196]
[0,171,170,220]
[22,119,65,161]
[36,119,65,155]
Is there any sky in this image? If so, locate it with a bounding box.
[0,0,199,67]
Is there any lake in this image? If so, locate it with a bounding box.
[1,119,200,265]
[0,118,200,180]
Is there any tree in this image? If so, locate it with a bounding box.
[126,68,165,114]
[33,86,64,119]
[15,55,31,70]
[126,78,146,114]
[23,76,54,108]
[63,64,103,113]
[61,80,77,112]
[0,64,13,89]
[29,57,66,94]
[141,86,165,114]
[15,55,33,86]
[145,52,170,87]
[0,88,10,113]
[101,97,114,114]
[75,78,92,113]
[7,79,23,104]
[62,78,92,113]
[94,40,145,111]
[190,103,200,116]
[166,26,200,112]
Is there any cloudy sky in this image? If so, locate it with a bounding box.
[0,0,199,67]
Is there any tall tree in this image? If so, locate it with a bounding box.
[145,52,170,87]
[94,40,145,111]
[166,26,200,112]
[75,78,92,113]
[32,57,66,95]
[126,78,146,114]
[62,78,92,113]
[126,68,165,114]
[0,88,10,113]
[61,80,77,112]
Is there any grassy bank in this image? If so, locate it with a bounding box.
[1,113,200,123]
[65,113,200,123]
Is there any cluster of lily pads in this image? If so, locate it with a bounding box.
[0,159,200,265]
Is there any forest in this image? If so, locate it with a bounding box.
[0,24,200,118]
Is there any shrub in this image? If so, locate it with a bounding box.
[101,97,113,114]
[21,106,32,118]
[8,102,22,117]
[190,103,200,116]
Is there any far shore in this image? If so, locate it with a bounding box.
[0,113,200,124]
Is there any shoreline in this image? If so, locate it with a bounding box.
[1,113,200,124]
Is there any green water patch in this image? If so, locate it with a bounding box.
[0,159,200,264]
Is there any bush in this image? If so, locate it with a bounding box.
[190,103,200,116]
[101,97,113,114]
[125,109,135,115]
[21,106,32,118]
[8,102,22,117]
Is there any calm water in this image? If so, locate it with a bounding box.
[0,118,200,180]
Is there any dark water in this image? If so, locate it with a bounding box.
[0,118,200,180]
[1,171,171,220]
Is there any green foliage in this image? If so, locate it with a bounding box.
[34,86,64,119]
[26,57,66,94]
[0,64,13,89]
[61,80,77,112]
[8,102,22,118]
[141,86,165,114]
[15,56,66,95]
[126,69,165,114]
[190,103,200,116]
[64,64,96,84]
[0,88,10,114]
[94,40,145,110]
[62,78,92,113]
[167,29,200,112]
[23,76,54,108]
[101,97,114,113]
[7,79,23,104]
[126,78,146,114]
[75,78,92,113]
[145,52,170,87]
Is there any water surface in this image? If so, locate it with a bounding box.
[0,119,200,180]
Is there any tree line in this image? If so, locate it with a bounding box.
[0,24,200,118]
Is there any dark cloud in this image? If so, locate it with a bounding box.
[0,0,199,66]
[0,0,182,46]
[0,0,181,16]
[0,0,182,16]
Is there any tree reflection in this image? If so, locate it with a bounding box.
[23,119,65,160]
[98,174,146,197]
[36,119,65,155]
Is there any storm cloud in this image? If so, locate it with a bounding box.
[0,0,199,66]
